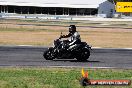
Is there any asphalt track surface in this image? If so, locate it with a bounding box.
[0,46,132,68]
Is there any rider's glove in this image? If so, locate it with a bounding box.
[59,35,63,39]
[60,35,65,38]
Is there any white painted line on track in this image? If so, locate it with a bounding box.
[0,66,132,69]
[46,66,132,69]
[47,66,123,69]
[92,47,132,50]
[1,45,132,50]
[18,45,34,46]
[18,45,132,50]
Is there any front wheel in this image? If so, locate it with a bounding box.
[76,48,90,61]
[43,49,55,60]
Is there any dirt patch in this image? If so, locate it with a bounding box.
[0,20,132,48]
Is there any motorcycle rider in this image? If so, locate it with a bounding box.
[60,25,81,50]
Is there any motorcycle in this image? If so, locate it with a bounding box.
[43,33,91,61]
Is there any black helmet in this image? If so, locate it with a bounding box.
[69,25,76,33]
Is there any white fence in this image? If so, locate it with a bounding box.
[0,13,97,20]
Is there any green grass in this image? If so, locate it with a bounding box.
[0,68,131,88]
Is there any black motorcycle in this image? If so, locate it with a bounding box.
[43,34,91,61]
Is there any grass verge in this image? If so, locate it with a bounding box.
[0,28,132,48]
[0,68,131,88]
[0,19,132,48]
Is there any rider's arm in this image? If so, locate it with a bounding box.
[61,33,71,38]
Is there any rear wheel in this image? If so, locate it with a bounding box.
[76,48,90,61]
[43,49,55,60]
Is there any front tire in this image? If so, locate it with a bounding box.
[76,48,90,61]
[43,49,55,60]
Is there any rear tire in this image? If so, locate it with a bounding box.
[76,48,90,62]
[43,49,54,60]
